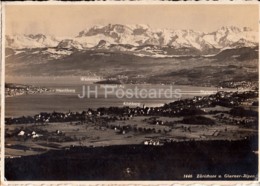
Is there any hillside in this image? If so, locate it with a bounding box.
[5,24,259,87]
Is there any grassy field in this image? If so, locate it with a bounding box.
[5,111,258,157]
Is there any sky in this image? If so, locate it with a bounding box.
[5,4,259,37]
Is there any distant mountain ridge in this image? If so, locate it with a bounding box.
[6,34,60,49]
[6,24,258,55]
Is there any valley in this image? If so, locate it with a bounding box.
[5,23,259,181]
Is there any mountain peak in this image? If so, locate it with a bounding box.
[77,24,152,38]
[218,26,242,33]
[27,34,47,40]
[6,34,60,49]
[6,25,258,53]
[57,39,83,50]
[132,24,150,30]
[243,27,253,32]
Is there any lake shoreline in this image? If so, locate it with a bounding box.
[5,83,238,118]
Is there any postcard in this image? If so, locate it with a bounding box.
[1,1,259,185]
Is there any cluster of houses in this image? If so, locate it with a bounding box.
[165,90,258,112]
[144,117,165,125]
[5,83,54,97]
[9,128,66,141]
[143,138,184,146]
[17,130,43,139]
[143,139,163,146]
[6,111,88,124]
[107,123,171,135]
[219,81,258,89]
[5,87,25,97]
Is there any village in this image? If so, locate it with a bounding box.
[5,83,54,97]
[218,80,258,89]
[5,90,258,157]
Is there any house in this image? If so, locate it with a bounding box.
[18,130,25,136]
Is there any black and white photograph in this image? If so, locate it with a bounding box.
[3,3,259,182]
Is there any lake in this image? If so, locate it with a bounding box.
[5,83,234,117]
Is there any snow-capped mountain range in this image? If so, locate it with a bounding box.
[6,24,258,57]
[6,34,60,49]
